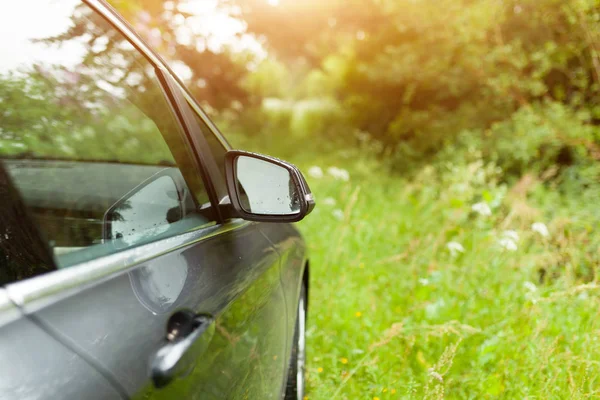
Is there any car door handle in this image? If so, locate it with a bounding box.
[150,314,215,388]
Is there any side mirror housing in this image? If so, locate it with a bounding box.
[224,150,315,222]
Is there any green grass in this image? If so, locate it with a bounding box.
[227,133,600,399]
[291,155,600,399]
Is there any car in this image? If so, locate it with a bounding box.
[0,1,314,399]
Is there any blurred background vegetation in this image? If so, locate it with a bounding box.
[109,0,600,397]
[110,0,600,182]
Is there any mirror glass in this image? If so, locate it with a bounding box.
[106,175,181,247]
[236,156,301,215]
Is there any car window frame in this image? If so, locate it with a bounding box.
[158,71,229,208]
[182,98,230,201]
[88,0,233,219]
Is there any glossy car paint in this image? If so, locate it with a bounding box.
[0,290,122,399]
[0,0,309,399]
[258,222,308,366]
[7,219,291,399]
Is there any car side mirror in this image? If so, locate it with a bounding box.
[224,150,315,222]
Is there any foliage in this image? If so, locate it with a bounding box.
[105,0,600,177]
[0,70,175,164]
[108,0,254,110]
[225,0,600,172]
[273,148,600,399]
[212,3,600,393]
[438,101,600,183]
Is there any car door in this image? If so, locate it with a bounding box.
[162,84,294,399]
[0,290,125,400]
[0,166,124,400]
[1,1,288,399]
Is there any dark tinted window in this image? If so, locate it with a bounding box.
[0,163,55,285]
[0,1,214,274]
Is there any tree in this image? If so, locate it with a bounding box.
[108,0,254,110]
[224,0,600,164]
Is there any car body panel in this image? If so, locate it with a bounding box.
[6,219,289,399]
[258,223,309,378]
[0,289,123,400]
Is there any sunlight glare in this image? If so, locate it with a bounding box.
[176,0,266,58]
[266,0,280,6]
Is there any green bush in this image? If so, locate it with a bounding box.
[487,102,597,175]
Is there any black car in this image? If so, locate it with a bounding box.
[0,1,313,399]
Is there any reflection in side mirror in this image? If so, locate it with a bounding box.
[225,150,315,223]
[104,175,182,248]
[236,156,301,215]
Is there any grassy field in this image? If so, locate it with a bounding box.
[286,151,600,399]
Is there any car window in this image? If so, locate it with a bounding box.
[0,0,215,273]
[0,162,56,285]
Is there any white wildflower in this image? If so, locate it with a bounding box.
[327,166,350,181]
[531,222,549,238]
[322,197,336,206]
[454,183,469,193]
[446,241,465,257]
[425,299,446,319]
[471,202,492,216]
[307,166,324,179]
[529,297,538,305]
[524,281,539,304]
[418,278,430,286]
[428,368,444,383]
[502,230,520,242]
[524,281,537,292]
[499,237,518,251]
[332,209,344,220]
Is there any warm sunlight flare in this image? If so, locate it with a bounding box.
[175,0,263,55]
